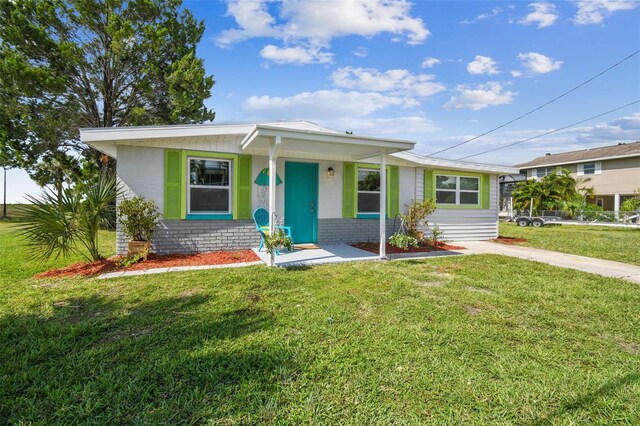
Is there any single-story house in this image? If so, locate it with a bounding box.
[80,121,518,257]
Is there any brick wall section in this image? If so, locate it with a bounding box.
[318,218,397,244]
[116,218,396,255]
[116,219,261,255]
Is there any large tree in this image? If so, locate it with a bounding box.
[0,0,215,196]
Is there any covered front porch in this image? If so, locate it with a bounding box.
[241,124,415,264]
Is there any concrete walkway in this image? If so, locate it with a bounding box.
[461,241,640,284]
[97,261,263,280]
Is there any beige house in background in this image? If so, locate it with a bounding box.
[516,141,640,211]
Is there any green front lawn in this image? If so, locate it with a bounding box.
[500,222,640,266]
[1,222,639,424]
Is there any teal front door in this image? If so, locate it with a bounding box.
[285,162,318,243]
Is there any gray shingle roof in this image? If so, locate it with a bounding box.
[516,141,640,169]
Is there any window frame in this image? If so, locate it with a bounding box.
[186,156,233,216]
[434,174,481,207]
[356,167,381,215]
[582,162,596,175]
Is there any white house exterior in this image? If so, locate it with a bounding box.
[80,121,517,255]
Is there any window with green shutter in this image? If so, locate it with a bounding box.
[342,162,399,218]
[164,150,252,220]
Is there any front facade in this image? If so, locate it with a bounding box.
[81,121,517,255]
[516,141,640,211]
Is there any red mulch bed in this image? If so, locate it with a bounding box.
[493,236,528,245]
[34,250,260,280]
[352,241,465,255]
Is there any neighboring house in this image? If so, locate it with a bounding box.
[80,121,517,255]
[516,141,640,211]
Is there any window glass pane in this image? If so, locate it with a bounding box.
[436,175,457,190]
[190,159,229,186]
[460,191,479,205]
[358,193,380,213]
[583,163,595,175]
[436,190,455,204]
[460,177,479,190]
[358,169,380,191]
[536,168,547,178]
[190,188,229,212]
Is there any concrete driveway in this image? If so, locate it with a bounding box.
[461,241,640,284]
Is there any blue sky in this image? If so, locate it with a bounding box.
[5,0,640,202]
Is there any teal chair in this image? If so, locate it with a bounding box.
[253,208,294,254]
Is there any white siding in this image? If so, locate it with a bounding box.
[117,145,165,211]
[416,169,499,241]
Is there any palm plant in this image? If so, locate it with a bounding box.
[18,175,119,262]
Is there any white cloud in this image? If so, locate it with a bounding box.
[519,2,559,28]
[331,66,446,97]
[333,116,439,135]
[421,57,441,68]
[353,46,368,57]
[518,52,563,74]
[443,82,516,110]
[467,55,500,75]
[460,7,503,24]
[216,0,429,49]
[573,0,638,25]
[243,89,418,120]
[511,70,524,77]
[260,45,333,64]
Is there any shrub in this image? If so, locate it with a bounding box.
[401,199,436,239]
[427,226,443,247]
[620,197,640,212]
[19,175,119,261]
[117,196,160,242]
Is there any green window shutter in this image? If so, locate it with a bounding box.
[387,165,400,218]
[164,149,183,219]
[424,170,434,201]
[481,174,491,209]
[235,155,252,219]
[343,162,356,218]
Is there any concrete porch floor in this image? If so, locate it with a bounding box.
[253,243,379,267]
[252,243,465,267]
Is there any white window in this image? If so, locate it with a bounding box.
[357,168,380,214]
[596,198,604,208]
[578,162,601,176]
[435,175,480,206]
[535,168,548,178]
[188,157,232,214]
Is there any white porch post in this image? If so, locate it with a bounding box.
[268,135,280,265]
[379,152,387,259]
[614,193,621,220]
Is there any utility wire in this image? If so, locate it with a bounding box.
[455,99,640,160]
[426,49,640,157]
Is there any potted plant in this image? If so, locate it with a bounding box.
[117,196,160,260]
[263,229,294,266]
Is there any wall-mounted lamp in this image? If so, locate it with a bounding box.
[327,167,335,177]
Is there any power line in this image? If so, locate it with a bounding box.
[455,99,640,160]
[426,49,640,157]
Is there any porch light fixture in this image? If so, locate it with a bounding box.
[327,167,335,177]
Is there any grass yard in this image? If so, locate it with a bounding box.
[500,222,640,266]
[1,222,639,424]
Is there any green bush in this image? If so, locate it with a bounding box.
[401,199,436,239]
[117,196,160,242]
[620,197,640,212]
[18,175,119,261]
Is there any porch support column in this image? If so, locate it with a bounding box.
[614,193,620,220]
[268,135,281,236]
[379,152,387,259]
